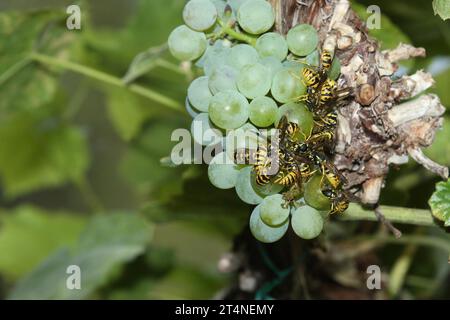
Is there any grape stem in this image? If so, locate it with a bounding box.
[216,19,257,46]
[29,52,185,113]
[339,203,435,227]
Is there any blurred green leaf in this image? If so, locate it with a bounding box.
[0,107,89,198]
[106,88,157,141]
[429,179,450,226]
[433,68,450,108]
[0,206,86,280]
[424,117,450,166]
[9,212,152,299]
[433,0,450,21]
[122,45,168,84]
[0,10,74,115]
[147,266,225,299]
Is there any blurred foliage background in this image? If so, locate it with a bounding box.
[0,0,448,299]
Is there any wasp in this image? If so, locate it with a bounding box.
[315,110,337,128]
[309,152,345,190]
[322,188,350,215]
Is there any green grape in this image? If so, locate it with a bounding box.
[305,50,319,67]
[168,25,207,61]
[208,152,239,189]
[201,40,232,76]
[191,113,223,146]
[251,176,284,198]
[209,90,249,129]
[282,60,305,73]
[250,204,289,243]
[237,0,275,35]
[260,56,283,78]
[237,63,271,99]
[248,96,278,127]
[188,76,212,112]
[275,102,313,141]
[255,32,288,61]
[304,174,331,211]
[291,205,324,239]
[235,166,264,205]
[271,69,306,103]
[228,44,259,70]
[286,24,318,56]
[227,0,246,12]
[209,65,238,94]
[185,97,200,118]
[183,0,218,31]
[259,194,290,227]
[224,123,260,161]
[328,57,341,80]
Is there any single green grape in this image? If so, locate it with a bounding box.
[183,0,218,31]
[208,152,240,189]
[250,204,289,243]
[228,44,259,70]
[208,65,238,94]
[275,102,313,141]
[291,205,324,239]
[188,76,212,112]
[271,69,306,104]
[304,174,331,211]
[237,63,272,99]
[168,25,207,61]
[235,166,264,205]
[255,32,288,61]
[286,24,318,56]
[259,194,290,227]
[237,0,275,35]
[248,96,278,127]
[209,90,249,129]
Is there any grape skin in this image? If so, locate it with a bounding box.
[227,44,259,70]
[188,76,213,112]
[183,0,218,31]
[208,65,238,94]
[209,90,249,129]
[286,24,318,56]
[291,205,324,239]
[255,32,288,61]
[271,69,306,103]
[237,0,275,35]
[259,194,290,227]
[237,63,272,99]
[248,96,278,127]
[168,25,207,61]
[208,152,240,189]
[250,204,289,243]
[235,166,264,205]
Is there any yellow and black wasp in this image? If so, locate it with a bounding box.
[322,188,350,215]
[309,152,345,190]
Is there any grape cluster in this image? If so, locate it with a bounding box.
[168,0,348,243]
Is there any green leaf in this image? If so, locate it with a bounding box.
[9,212,153,299]
[424,117,450,166]
[0,10,72,115]
[122,45,168,84]
[0,206,86,280]
[433,0,450,20]
[0,108,90,198]
[429,179,450,226]
[106,88,157,141]
[432,68,450,108]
